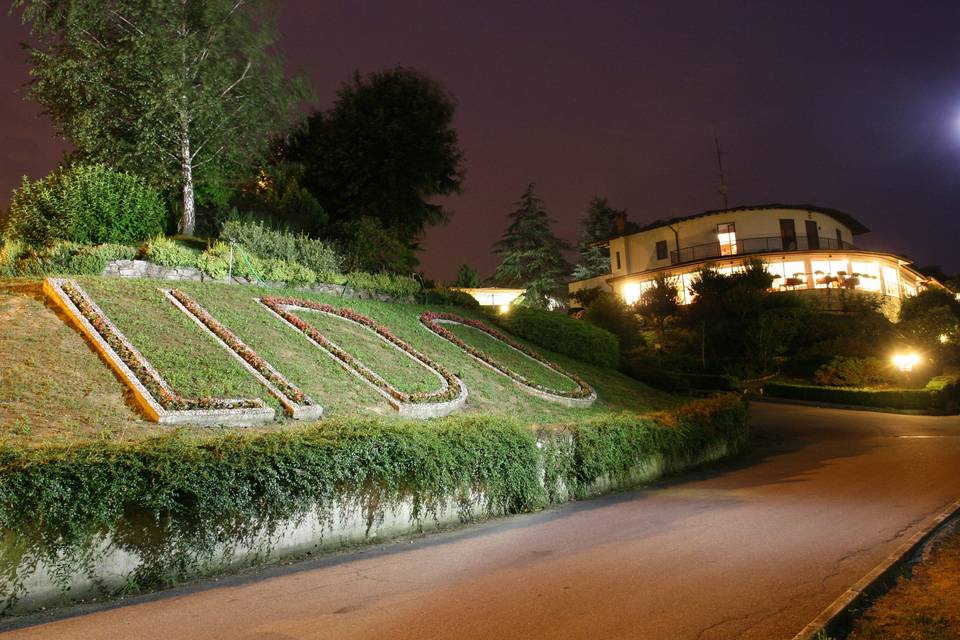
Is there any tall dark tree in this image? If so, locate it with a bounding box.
[454,263,480,287]
[15,0,307,235]
[289,66,465,268]
[572,197,622,280]
[638,273,679,352]
[492,184,570,308]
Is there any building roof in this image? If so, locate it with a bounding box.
[633,204,871,236]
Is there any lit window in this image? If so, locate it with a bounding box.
[622,282,641,305]
[851,261,881,292]
[717,223,737,255]
[882,266,900,297]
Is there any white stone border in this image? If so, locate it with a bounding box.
[43,278,275,427]
[258,300,468,419]
[429,317,597,408]
[163,290,323,421]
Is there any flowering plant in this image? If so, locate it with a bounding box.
[419,311,593,399]
[168,289,315,409]
[261,297,464,405]
[59,281,261,411]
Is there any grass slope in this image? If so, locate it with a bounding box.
[1,278,680,444]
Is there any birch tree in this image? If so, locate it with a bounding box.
[15,0,307,235]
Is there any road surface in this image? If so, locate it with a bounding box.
[5,402,960,639]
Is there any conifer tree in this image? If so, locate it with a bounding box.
[572,197,622,280]
[492,183,570,308]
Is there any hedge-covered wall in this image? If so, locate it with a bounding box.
[0,396,747,612]
[764,376,960,412]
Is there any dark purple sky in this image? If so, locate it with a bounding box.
[2,1,959,281]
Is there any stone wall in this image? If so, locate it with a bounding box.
[102,259,415,304]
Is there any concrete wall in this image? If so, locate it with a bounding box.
[4,429,743,614]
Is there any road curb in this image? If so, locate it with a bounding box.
[746,394,944,416]
[791,497,960,640]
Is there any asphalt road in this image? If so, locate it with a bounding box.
[6,401,960,640]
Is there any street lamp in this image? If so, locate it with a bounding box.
[498,303,511,315]
[892,352,920,373]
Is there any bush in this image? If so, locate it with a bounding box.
[139,236,201,268]
[492,306,620,368]
[0,397,747,608]
[196,242,262,280]
[764,379,960,412]
[6,164,166,248]
[622,354,737,393]
[259,258,317,287]
[422,287,481,309]
[813,356,891,387]
[345,271,421,298]
[582,291,645,352]
[220,220,341,278]
[1,242,137,277]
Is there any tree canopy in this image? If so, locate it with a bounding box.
[572,197,621,280]
[288,66,465,268]
[492,184,570,308]
[16,0,307,235]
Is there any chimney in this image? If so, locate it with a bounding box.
[614,211,627,235]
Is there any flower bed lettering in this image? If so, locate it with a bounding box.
[260,296,466,415]
[420,311,595,406]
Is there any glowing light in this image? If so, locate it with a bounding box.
[623,282,641,305]
[498,303,510,314]
[892,352,920,372]
[939,333,950,345]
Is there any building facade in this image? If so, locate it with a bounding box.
[569,204,930,308]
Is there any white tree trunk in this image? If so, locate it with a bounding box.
[180,116,196,236]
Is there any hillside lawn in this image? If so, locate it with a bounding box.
[0,277,680,445]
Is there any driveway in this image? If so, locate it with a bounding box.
[5,402,960,639]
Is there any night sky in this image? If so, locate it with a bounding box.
[2,1,959,281]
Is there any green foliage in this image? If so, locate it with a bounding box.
[16,0,309,234]
[583,291,645,352]
[0,397,747,607]
[219,219,342,280]
[492,184,571,308]
[259,258,317,287]
[195,242,267,281]
[1,242,136,277]
[572,197,621,280]
[233,162,328,235]
[493,306,620,368]
[454,263,481,287]
[639,272,680,351]
[140,236,201,268]
[337,216,419,274]
[765,377,960,411]
[422,287,481,309]
[345,271,421,298]
[813,356,892,387]
[6,164,165,248]
[289,66,464,249]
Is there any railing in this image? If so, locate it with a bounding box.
[669,236,855,265]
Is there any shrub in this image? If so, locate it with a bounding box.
[582,291,645,352]
[259,258,317,287]
[196,242,263,280]
[220,220,341,277]
[6,164,166,248]
[813,356,891,387]
[140,236,201,268]
[764,379,959,412]
[2,242,137,277]
[492,306,620,368]
[422,287,481,309]
[345,271,421,298]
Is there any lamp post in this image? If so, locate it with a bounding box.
[892,351,921,387]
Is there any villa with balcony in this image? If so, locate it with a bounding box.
[568,204,931,310]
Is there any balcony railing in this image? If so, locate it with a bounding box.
[669,235,855,266]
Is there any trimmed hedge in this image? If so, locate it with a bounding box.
[764,377,960,412]
[492,307,620,368]
[0,241,137,277]
[0,396,747,609]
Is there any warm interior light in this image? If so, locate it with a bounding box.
[892,352,920,372]
[623,283,641,305]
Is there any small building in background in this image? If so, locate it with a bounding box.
[453,287,526,310]
[568,204,934,316]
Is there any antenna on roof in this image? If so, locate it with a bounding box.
[714,136,729,209]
